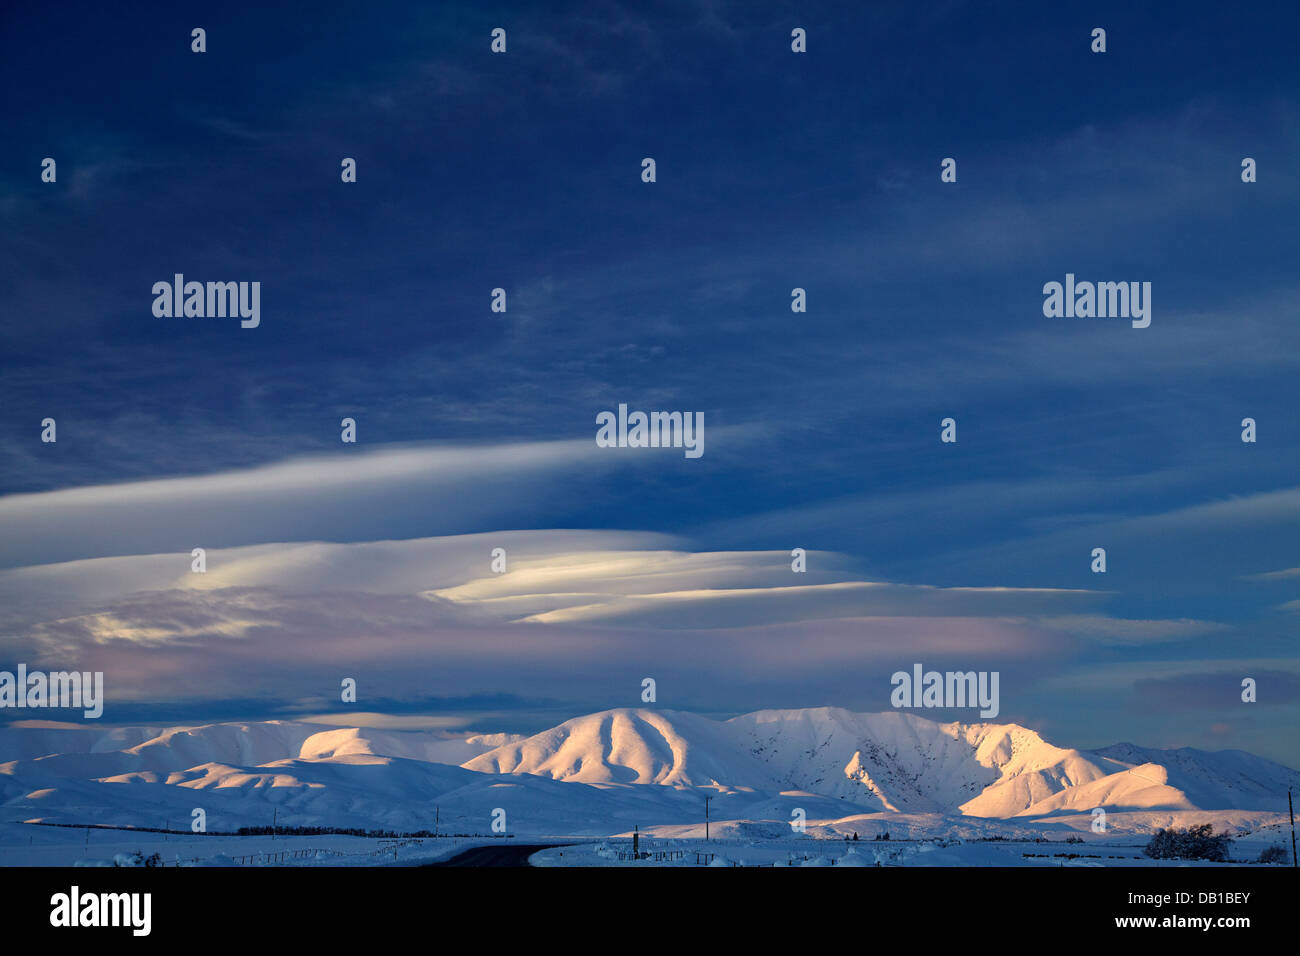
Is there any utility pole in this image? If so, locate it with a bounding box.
[705,795,711,842]
[272,807,277,841]
[1289,788,1297,867]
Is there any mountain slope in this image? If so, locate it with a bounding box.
[726,708,998,811]
[463,708,779,788]
[1091,742,1300,811]
[469,706,1300,818]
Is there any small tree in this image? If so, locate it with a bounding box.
[114,850,163,867]
[1144,824,1234,862]
[1257,844,1287,864]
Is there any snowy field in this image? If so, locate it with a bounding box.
[0,820,1291,868]
[0,821,500,867]
[533,833,1293,867]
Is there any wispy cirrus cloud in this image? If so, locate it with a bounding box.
[0,441,645,569]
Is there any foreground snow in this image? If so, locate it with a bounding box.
[532,833,1292,867]
[0,821,1288,868]
[0,820,497,867]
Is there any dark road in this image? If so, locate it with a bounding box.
[425,844,566,867]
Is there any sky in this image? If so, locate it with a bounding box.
[1,1,1298,765]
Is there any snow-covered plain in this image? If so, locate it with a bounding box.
[1,707,1295,866]
[531,830,1296,867]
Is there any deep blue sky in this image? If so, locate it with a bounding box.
[2,1,1298,762]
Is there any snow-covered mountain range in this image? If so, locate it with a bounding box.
[2,707,1296,848]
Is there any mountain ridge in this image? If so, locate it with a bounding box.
[467,706,1300,817]
[1,707,1295,840]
